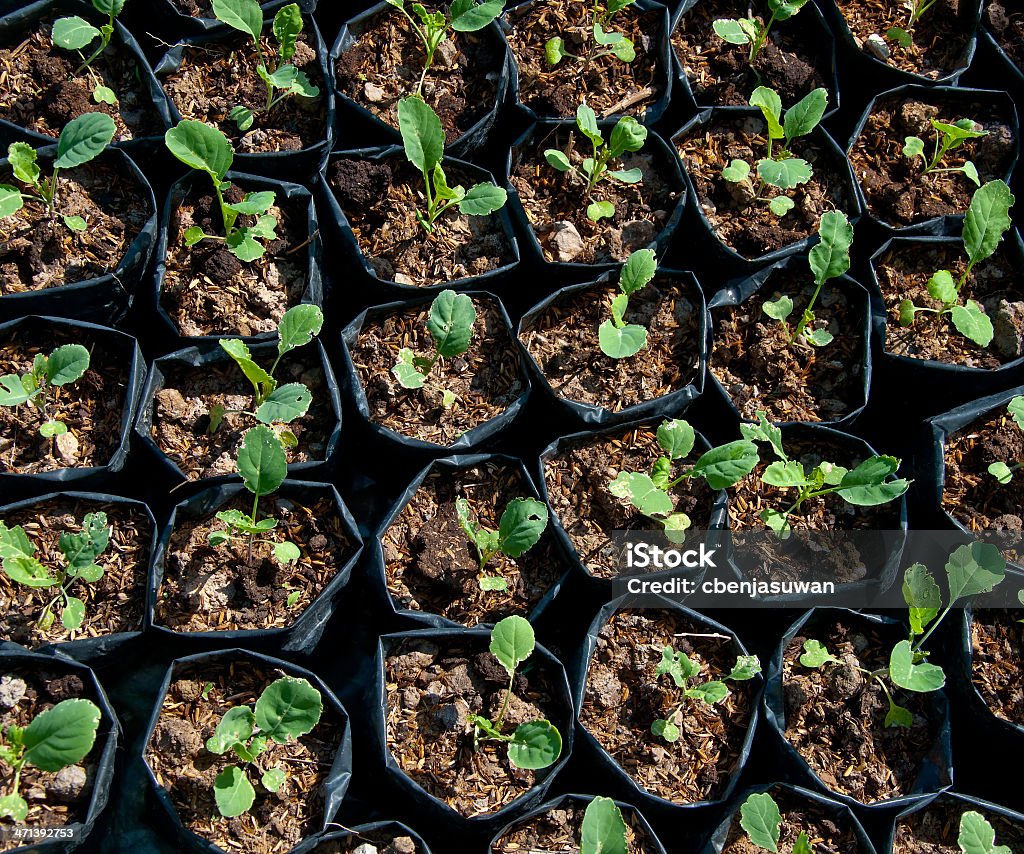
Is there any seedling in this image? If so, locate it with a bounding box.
[800,541,1005,728]
[0,112,117,232]
[580,797,628,854]
[903,117,988,187]
[899,180,1015,348]
[456,496,548,591]
[761,210,853,347]
[466,616,562,770]
[546,0,638,67]
[598,248,657,358]
[392,289,476,408]
[0,343,90,438]
[0,512,111,632]
[721,86,828,216]
[987,396,1024,484]
[205,676,323,818]
[740,411,910,537]
[886,0,940,47]
[959,811,1012,854]
[545,103,647,222]
[713,0,810,65]
[650,644,760,742]
[609,418,760,542]
[164,120,279,262]
[50,0,126,105]
[210,0,320,131]
[739,792,813,854]
[385,0,504,97]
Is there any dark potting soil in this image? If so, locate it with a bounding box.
[675,116,849,257]
[490,799,660,853]
[892,800,1024,853]
[150,350,334,480]
[848,96,1016,228]
[519,273,702,411]
[156,496,353,633]
[170,0,238,14]
[350,298,524,446]
[384,636,561,817]
[718,789,863,854]
[146,661,342,854]
[970,610,1024,727]
[580,609,755,804]
[0,327,129,475]
[782,617,945,804]
[0,19,162,142]
[329,157,515,286]
[381,461,567,626]
[313,831,423,853]
[0,498,150,647]
[986,0,1024,70]
[543,424,717,579]
[334,2,502,145]
[510,128,681,265]
[161,184,308,338]
[874,240,1024,367]
[505,0,665,118]
[671,0,828,107]
[710,271,866,423]
[0,158,149,294]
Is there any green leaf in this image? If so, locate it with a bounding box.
[23,699,101,771]
[836,456,908,506]
[458,183,507,217]
[64,214,87,232]
[545,149,571,171]
[927,269,957,304]
[799,639,838,668]
[749,87,784,140]
[599,321,647,358]
[508,720,562,770]
[619,248,656,295]
[688,680,728,704]
[544,36,570,66]
[651,718,679,742]
[763,295,794,322]
[887,26,913,47]
[771,0,809,20]
[899,299,918,327]
[0,185,23,219]
[55,113,116,169]
[713,18,753,44]
[93,84,117,105]
[945,541,1006,603]
[889,640,945,692]
[587,200,616,221]
[251,214,277,240]
[0,528,54,586]
[237,425,287,498]
[184,226,207,246]
[428,290,476,358]
[277,303,324,358]
[40,420,68,438]
[740,792,782,853]
[226,228,266,262]
[214,766,256,818]
[609,472,673,516]
[722,159,751,183]
[51,16,100,50]
[663,512,691,543]
[255,382,311,424]
[226,191,276,216]
[783,88,828,142]
[8,142,40,187]
[92,0,126,15]
[691,440,760,490]
[757,157,812,190]
[398,96,444,177]
[205,706,255,754]
[580,796,628,854]
[989,461,1014,484]
[932,118,988,147]
[480,575,508,591]
[255,676,323,743]
[808,210,853,285]
[656,645,700,686]
[769,195,795,216]
[762,460,809,488]
[211,0,263,41]
[960,811,1014,854]
[230,105,255,132]
[963,161,981,186]
[0,792,28,822]
[498,498,548,558]
[592,21,625,45]
[607,116,647,157]
[165,120,234,181]
[261,767,286,792]
[576,103,603,146]
[490,615,534,676]
[450,0,504,31]
[46,344,90,386]
[657,419,695,460]
[793,832,813,854]
[885,697,914,729]
[1008,396,1024,430]
[272,3,302,62]
[951,300,994,347]
[286,589,301,606]
[740,411,786,460]
[903,564,941,635]
[903,136,925,159]
[727,655,762,681]
[220,338,275,399]
[393,348,427,388]
[962,180,1015,267]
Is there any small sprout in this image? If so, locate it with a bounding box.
[456,496,548,591]
[392,289,476,407]
[598,249,657,358]
[610,419,760,542]
[285,588,301,608]
[713,0,809,65]
[205,675,322,818]
[987,396,1024,484]
[397,96,507,233]
[651,644,760,742]
[0,343,90,438]
[50,0,126,105]
[886,0,939,45]
[959,811,1013,854]
[0,698,101,822]
[0,512,111,633]
[466,616,562,769]
[545,103,647,222]
[580,796,628,854]
[903,117,988,187]
[202,682,214,700]
[899,180,1015,348]
[545,0,637,68]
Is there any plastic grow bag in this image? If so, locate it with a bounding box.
[882,790,1024,852]
[292,820,432,854]
[142,0,318,39]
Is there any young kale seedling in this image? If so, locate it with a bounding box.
[210,0,320,131]
[610,419,760,542]
[761,210,853,347]
[801,541,1005,728]
[466,616,562,769]
[385,0,504,97]
[205,675,322,818]
[958,811,1013,854]
[50,0,126,105]
[0,512,111,632]
[392,289,475,408]
[899,180,1015,348]
[740,411,910,537]
[598,248,657,358]
[721,86,828,216]
[546,0,638,67]
[545,102,647,222]
[0,112,117,232]
[397,96,507,233]
[650,644,760,742]
[580,796,628,854]
[0,343,90,438]
[164,120,278,262]
[456,496,548,592]
[0,697,101,821]
[903,117,988,187]
[713,0,810,65]
[886,0,940,47]
[988,395,1024,484]
[740,792,813,854]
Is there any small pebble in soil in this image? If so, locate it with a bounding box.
[0,675,27,709]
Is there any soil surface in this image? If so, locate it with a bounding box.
[505,0,665,118]
[491,798,660,853]
[349,297,524,446]
[543,424,718,578]
[718,788,863,853]
[146,661,342,854]
[161,183,309,338]
[0,325,130,475]
[0,156,149,294]
[313,830,423,853]
[892,797,1024,852]
[848,96,1016,228]
[381,461,567,626]
[0,498,150,647]
[874,239,1024,367]
[511,126,681,264]
[329,157,515,286]
[520,273,701,411]
[385,635,565,817]
[782,616,947,804]
[710,270,867,423]
[335,2,502,145]
[970,609,1023,726]
[985,0,1024,69]
[0,18,162,142]
[580,609,755,804]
